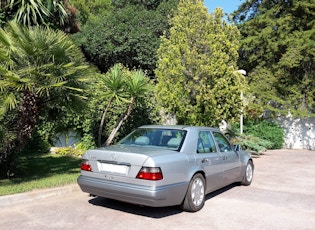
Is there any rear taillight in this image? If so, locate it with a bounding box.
[136,167,163,180]
[81,159,92,171]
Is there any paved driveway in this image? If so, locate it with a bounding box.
[1,149,315,230]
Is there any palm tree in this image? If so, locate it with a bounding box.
[104,70,152,146]
[97,64,126,146]
[2,0,70,29]
[0,21,90,175]
[10,0,51,26]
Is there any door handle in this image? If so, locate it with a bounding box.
[201,158,209,163]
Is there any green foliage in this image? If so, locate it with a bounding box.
[231,119,285,150]
[113,0,164,10]
[156,1,245,126]
[231,135,273,154]
[234,0,315,117]
[77,134,97,150]
[0,0,78,31]
[53,147,84,157]
[59,64,160,147]
[69,0,112,25]
[0,153,81,193]
[91,64,154,146]
[19,131,50,155]
[0,22,91,176]
[104,66,154,146]
[244,120,285,149]
[72,0,178,76]
[114,94,161,141]
[0,21,91,115]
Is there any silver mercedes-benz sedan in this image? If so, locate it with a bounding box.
[77,125,254,212]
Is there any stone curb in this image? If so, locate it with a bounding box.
[0,184,80,207]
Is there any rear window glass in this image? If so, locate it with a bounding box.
[118,128,186,150]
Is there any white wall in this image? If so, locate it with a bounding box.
[277,116,315,150]
[161,111,315,150]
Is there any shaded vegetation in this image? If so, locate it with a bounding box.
[0,153,81,196]
[230,119,285,154]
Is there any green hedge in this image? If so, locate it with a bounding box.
[231,119,285,152]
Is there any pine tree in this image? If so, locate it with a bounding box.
[156,0,245,126]
[234,0,315,117]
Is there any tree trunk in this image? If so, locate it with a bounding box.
[104,97,135,146]
[0,91,39,178]
[98,98,113,147]
[16,91,39,148]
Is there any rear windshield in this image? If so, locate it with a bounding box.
[118,128,186,151]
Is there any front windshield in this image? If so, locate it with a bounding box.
[118,128,186,151]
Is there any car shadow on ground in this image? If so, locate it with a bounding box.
[88,183,239,218]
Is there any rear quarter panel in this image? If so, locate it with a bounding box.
[143,152,196,186]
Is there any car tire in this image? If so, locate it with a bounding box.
[181,173,205,212]
[241,160,254,186]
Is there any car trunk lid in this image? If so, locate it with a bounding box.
[82,145,173,179]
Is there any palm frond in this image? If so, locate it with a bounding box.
[125,70,153,97]
[0,92,19,113]
[0,28,11,48]
[12,0,51,26]
[0,21,91,115]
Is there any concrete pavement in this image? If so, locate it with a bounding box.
[0,184,80,207]
[0,149,314,230]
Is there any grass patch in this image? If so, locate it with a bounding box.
[0,153,81,196]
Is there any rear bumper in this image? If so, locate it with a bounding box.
[77,175,188,207]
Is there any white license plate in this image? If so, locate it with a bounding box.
[100,163,128,175]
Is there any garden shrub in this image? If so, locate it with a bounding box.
[20,131,50,155]
[231,119,285,152]
[53,147,84,157]
[231,135,273,154]
[244,120,284,149]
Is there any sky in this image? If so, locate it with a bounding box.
[204,0,245,14]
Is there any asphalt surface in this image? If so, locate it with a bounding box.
[0,149,315,230]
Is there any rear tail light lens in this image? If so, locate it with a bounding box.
[136,167,163,180]
[81,159,92,171]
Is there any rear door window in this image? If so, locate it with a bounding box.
[197,131,217,153]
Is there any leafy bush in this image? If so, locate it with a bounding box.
[245,120,284,149]
[53,147,84,157]
[76,134,96,150]
[231,119,284,151]
[19,131,50,155]
[52,134,97,157]
[231,135,273,154]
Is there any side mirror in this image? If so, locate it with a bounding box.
[234,144,241,152]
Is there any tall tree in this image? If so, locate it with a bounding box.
[0,21,90,177]
[233,0,315,117]
[72,0,178,76]
[155,0,245,126]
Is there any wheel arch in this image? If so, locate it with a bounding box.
[182,169,206,197]
[187,168,206,183]
[180,170,206,212]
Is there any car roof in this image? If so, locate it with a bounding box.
[138,125,221,132]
